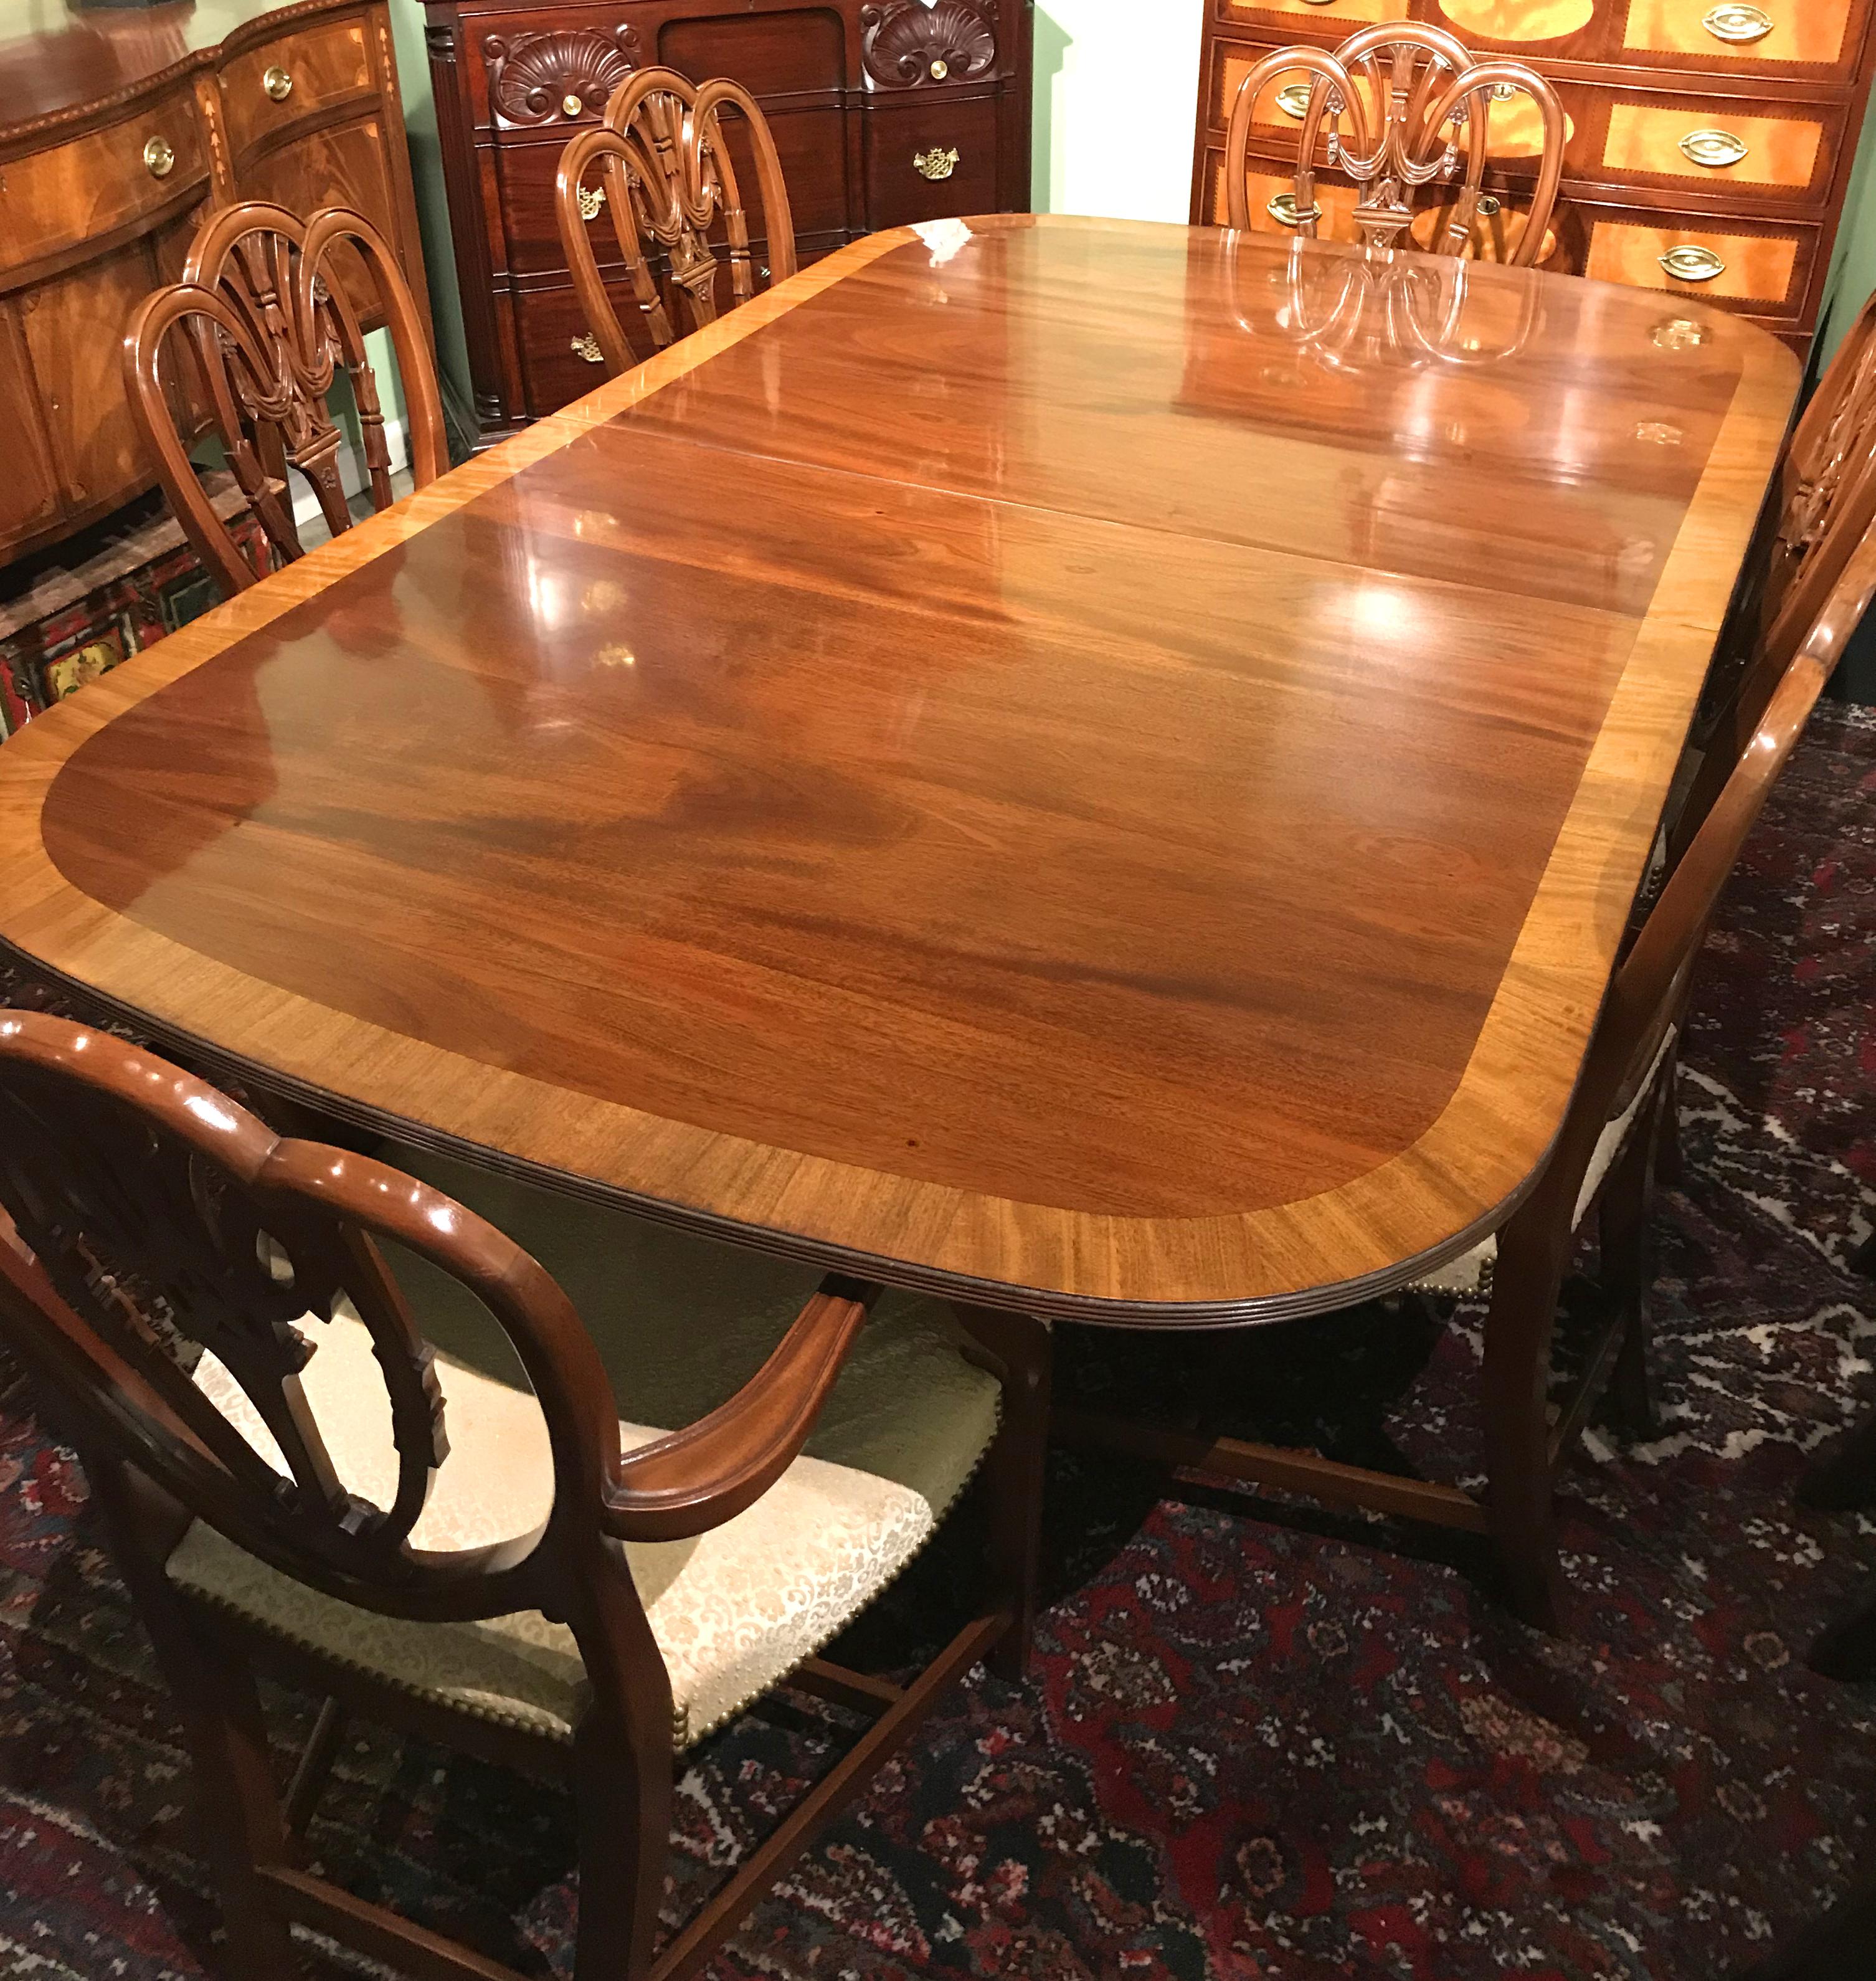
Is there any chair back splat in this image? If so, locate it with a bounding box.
[1224,22,1565,267]
[557,66,797,375]
[123,202,446,597]
[0,1015,1042,1979]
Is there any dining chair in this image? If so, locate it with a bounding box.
[1058,510,1876,1633]
[556,65,797,376]
[123,201,447,599]
[1669,282,1876,870]
[1223,22,1566,268]
[0,1012,1048,1981]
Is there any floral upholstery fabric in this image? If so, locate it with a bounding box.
[168,1159,1002,1747]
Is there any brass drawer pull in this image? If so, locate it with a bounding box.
[1702,4,1773,42]
[143,135,175,179]
[1660,244,1727,282]
[562,93,584,118]
[262,65,293,102]
[1276,82,1313,118]
[915,146,960,181]
[578,183,606,221]
[571,333,604,363]
[1267,191,1321,227]
[1680,128,1748,168]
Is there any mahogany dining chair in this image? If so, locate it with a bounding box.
[556,66,798,377]
[0,1014,1048,1981]
[1061,493,1876,1633]
[1223,21,1566,268]
[123,201,447,599]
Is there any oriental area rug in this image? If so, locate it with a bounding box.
[0,703,1871,1981]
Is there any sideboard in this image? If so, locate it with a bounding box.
[417,0,1035,442]
[1191,0,1876,346]
[0,0,433,567]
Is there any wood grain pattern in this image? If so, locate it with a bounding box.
[0,216,1799,1323]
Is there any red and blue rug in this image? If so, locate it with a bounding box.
[0,704,1872,1980]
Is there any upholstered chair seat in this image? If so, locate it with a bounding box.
[175,1157,1000,1746]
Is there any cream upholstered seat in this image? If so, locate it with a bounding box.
[171,1158,1000,1747]
[1406,1030,1675,1298]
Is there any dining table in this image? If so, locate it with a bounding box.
[0,213,1798,1328]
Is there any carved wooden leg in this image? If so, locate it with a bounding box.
[83,1456,301,1975]
[952,1305,1052,1683]
[1481,1223,1569,1633]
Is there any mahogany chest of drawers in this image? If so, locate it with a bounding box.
[1190,0,1876,344]
[417,0,1035,440]
[0,0,432,566]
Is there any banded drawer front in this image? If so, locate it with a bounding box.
[1580,209,1816,310]
[1599,100,1830,195]
[1208,37,1573,155]
[0,87,207,280]
[1433,1,1594,38]
[219,17,374,163]
[1218,0,1397,26]
[1623,0,1862,71]
[1213,159,1561,265]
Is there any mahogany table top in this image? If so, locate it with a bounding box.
[0,216,1798,1323]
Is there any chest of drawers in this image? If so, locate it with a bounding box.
[418,0,1035,442]
[1190,0,1876,344]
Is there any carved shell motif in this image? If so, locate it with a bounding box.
[860,0,998,88]
[481,24,642,126]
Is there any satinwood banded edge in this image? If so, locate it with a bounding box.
[0,217,1801,1324]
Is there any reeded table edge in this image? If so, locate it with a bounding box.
[0,217,1803,1323]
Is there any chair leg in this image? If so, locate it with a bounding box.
[1480,1227,1570,1633]
[568,1709,670,1981]
[1600,1076,1669,1441]
[83,1458,301,1975]
[953,1306,1053,1683]
[1653,1051,1685,1189]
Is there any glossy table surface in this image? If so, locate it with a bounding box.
[0,216,1798,1322]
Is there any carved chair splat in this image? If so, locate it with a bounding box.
[0,1014,1047,1981]
[1225,23,1565,268]
[125,202,447,598]
[557,66,798,376]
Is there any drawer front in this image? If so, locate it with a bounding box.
[220,15,375,163]
[0,87,206,280]
[1579,205,1817,310]
[1592,93,1837,199]
[1431,1,1596,41]
[501,103,850,278]
[1217,0,1401,27]
[1206,35,1573,157]
[236,112,400,328]
[863,96,1002,230]
[518,281,658,416]
[1621,0,1867,74]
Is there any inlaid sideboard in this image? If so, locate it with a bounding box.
[1191,0,1876,345]
[0,0,433,567]
[417,0,1035,441]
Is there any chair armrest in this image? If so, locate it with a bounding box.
[598,1275,880,1542]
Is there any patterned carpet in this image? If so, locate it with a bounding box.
[0,702,1872,1980]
